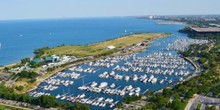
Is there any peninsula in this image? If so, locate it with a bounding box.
[1,33,169,94]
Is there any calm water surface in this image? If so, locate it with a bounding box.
[0,17,183,65]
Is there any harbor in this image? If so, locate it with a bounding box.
[29,31,204,110]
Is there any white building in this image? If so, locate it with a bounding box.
[107,45,116,50]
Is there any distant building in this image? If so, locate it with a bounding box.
[148,15,155,19]
[31,58,43,64]
[45,55,60,63]
[107,45,116,50]
[190,27,220,33]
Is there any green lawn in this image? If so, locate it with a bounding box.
[43,33,168,57]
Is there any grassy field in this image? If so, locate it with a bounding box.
[43,33,168,57]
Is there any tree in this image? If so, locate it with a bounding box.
[17,71,39,79]
[185,91,194,98]
[66,103,90,110]
[205,106,216,110]
[35,95,57,108]
[15,86,24,91]
[163,88,173,97]
[170,98,185,110]
[21,58,31,64]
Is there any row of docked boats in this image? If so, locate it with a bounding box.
[56,93,119,108]
[167,39,209,51]
[85,54,133,68]
[44,78,74,87]
[69,66,97,73]
[80,52,192,76]
[43,84,58,91]
[99,71,183,84]
[78,81,141,96]
[29,91,50,98]
[41,71,81,90]
[56,71,81,79]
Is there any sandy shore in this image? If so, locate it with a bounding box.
[0,62,19,70]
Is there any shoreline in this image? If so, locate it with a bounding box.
[154,56,201,92]
[0,63,18,70]
[116,55,202,109]
[0,56,35,71]
[156,20,186,25]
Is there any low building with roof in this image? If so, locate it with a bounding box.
[190,27,220,33]
[45,55,60,63]
[107,45,116,50]
[31,58,43,64]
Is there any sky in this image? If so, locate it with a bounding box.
[0,0,220,20]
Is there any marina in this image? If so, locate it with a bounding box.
[2,18,202,110]
[30,31,199,109]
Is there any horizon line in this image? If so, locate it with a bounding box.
[0,14,220,21]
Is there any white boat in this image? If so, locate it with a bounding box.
[99,82,108,89]
[151,78,157,84]
[120,91,125,96]
[133,75,138,81]
[91,81,98,87]
[60,95,66,100]
[160,79,164,84]
[148,75,154,82]
[143,78,148,83]
[110,83,115,88]
[109,71,115,76]
[168,79,173,84]
[56,94,61,99]
[124,76,130,81]
[135,87,141,93]
[179,77,183,81]
[127,85,133,91]
[129,92,134,96]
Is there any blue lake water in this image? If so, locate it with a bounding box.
[0,17,193,110]
[0,17,184,65]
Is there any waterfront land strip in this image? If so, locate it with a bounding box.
[2,33,169,94]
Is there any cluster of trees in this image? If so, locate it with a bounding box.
[30,63,42,68]
[21,58,31,65]
[141,88,186,110]
[196,104,202,110]
[205,106,217,110]
[17,71,39,79]
[123,96,141,104]
[34,47,50,57]
[0,84,89,110]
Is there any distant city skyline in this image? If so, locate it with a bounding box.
[0,0,220,20]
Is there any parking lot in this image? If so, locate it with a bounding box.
[185,94,220,110]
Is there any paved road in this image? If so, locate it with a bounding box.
[0,98,57,110]
[185,94,220,110]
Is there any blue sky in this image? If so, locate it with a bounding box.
[0,0,219,20]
